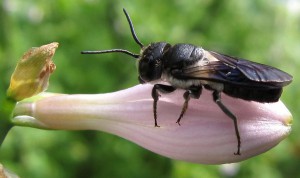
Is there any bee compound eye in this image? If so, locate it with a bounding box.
[138,56,162,82]
[138,58,150,80]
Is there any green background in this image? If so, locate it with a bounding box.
[0,0,299,177]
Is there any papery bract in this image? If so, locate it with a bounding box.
[7,42,58,101]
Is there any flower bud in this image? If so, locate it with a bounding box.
[7,42,58,101]
[13,84,292,164]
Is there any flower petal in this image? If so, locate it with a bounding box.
[13,84,292,164]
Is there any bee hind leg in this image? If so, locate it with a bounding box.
[213,90,241,155]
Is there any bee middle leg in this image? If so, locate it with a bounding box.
[176,86,202,125]
[151,84,176,127]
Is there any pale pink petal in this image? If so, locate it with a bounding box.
[13,84,292,164]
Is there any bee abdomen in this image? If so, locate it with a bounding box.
[223,84,282,102]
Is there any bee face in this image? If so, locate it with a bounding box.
[138,42,171,83]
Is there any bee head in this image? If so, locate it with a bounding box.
[138,42,171,83]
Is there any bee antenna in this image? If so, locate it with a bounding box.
[81,49,139,58]
[123,8,144,48]
[81,8,143,59]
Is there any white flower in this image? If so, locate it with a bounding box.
[13,84,292,164]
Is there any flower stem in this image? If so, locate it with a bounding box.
[0,97,16,147]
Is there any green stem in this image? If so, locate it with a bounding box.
[0,120,13,147]
[0,97,16,146]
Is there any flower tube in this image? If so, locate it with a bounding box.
[13,84,292,164]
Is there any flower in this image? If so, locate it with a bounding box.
[7,42,58,101]
[13,84,292,164]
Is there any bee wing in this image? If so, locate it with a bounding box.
[173,51,292,87]
[174,60,238,82]
[209,51,292,85]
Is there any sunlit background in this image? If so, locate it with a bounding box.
[0,0,299,177]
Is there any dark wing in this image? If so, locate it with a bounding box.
[172,50,292,87]
[209,51,292,85]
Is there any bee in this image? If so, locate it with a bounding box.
[81,8,293,155]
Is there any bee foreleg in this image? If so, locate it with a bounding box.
[151,84,176,127]
[212,91,241,155]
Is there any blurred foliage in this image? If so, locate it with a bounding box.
[0,0,299,177]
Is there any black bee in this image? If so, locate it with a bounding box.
[81,8,293,155]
